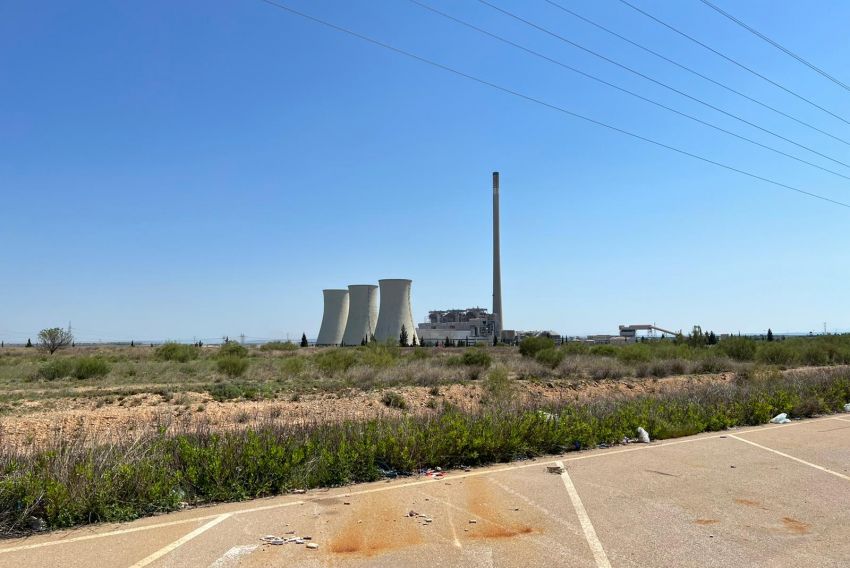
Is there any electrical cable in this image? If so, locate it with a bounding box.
[255,0,850,209]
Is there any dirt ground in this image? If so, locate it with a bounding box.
[0,372,734,448]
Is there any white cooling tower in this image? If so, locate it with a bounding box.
[374,279,417,344]
[342,284,378,346]
[316,289,349,346]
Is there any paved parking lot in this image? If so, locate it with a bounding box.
[3,415,849,567]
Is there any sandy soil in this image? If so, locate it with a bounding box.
[0,372,734,448]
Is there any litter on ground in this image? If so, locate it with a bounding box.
[637,427,651,443]
[770,413,791,424]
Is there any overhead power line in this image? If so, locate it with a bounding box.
[409,0,850,182]
[476,0,850,171]
[616,0,850,126]
[255,0,850,210]
[542,0,850,147]
[697,0,850,93]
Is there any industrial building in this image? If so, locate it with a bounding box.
[315,289,349,346]
[374,278,417,344]
[416,308,498,345]
[341,284,378,346]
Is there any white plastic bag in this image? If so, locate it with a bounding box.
[636,427,651,443]
[843,403,850,412]
[770,413,791,424]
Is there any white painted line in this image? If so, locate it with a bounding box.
[127,514,231,568]
[728,435,850,481]
[0,515,222,554]
[556,461,612,568]
[0,415,839,555]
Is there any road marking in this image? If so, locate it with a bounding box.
[0,515,222,554]
[127,514,231,568]
[728,435,850,481]
[0,415,839,555]
[556,461,612,568]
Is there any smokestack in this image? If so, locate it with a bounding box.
[492,171,502,338]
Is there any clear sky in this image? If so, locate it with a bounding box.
[2,0,849,343]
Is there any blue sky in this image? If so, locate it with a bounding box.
[2,0,849,343]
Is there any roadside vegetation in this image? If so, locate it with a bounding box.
[1,365,848,534]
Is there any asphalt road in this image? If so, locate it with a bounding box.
[3,415,849,567]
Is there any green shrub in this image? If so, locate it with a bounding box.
[717,337,757,361]
[260,341,298,352]
[535,347,565,368]
[617,344,653,364]
[219,342,248,358]
[460,349,492,367]
[381,391,407,409]
[484,365,513,403]
[279,356,306,377]
[217,356,249,378]
[155,342,199,363]
[72,357,111,380]
[38,358,75,380]
[358,343,399,368]
[519,336,555,358]
[313,349,357,375]
[589,345,617,357]
[561,342,590,355]
[756,343,798,366]
[800,346,829,366]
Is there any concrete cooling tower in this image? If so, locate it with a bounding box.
[341,284,378,346]
[374,279,417,344]
[316,289,349,346]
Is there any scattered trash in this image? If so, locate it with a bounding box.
[424,518,433,523]
[637,427,651,444]
[547,465,565,474]
[306,543,319,550]
[469,519,477,524]
[178,501,189,510]
[538,410,557,421]
[422,468,445,479]
[770,413,791,424]
[463,466,472,472]
[343,501,351,505]
[843,403,850,412]
[621,436,631,445]
[27,516,46,532]
[292,489,306,494]
[407,510,419,517]
[597,442,609,449]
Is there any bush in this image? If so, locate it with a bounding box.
[519,336,555,358]
[38,358,75,380]
[72,357,111,380]
[617,344,653,364]
[756,343,798,366]
[381,391,407,410]
[460,349,492,367]
[717,337,757,361]
[279,357,306,377]
[535,347,565,369]
[155,342,199,363]
[260,341,298,352]
[484,365,513,402]
[589,345,617,357]
[219,342,248,358]
[314,349,358,375]
[217,355,249,378]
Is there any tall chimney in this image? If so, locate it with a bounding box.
[492,171,502,339]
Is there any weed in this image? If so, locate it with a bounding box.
[72,357,111,380]
[381,391,407,410]
[217,356,249,378]
[260,341,298,352]
[154,342,199,363]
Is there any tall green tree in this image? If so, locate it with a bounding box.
[300,333,309,348]
[399,325,409,347]
[767,328,774,342]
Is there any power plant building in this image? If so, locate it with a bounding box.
[316,289,349,346]
[341,284,378,345]
[416,308,497,345]
[373,279,417,344]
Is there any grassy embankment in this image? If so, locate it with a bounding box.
[2,335,849,412]
[1,362,849,534]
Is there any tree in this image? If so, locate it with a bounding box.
[707,331,718,345]
[411,335,418,347]
[767,328,774,342]
[38,327,74,355]
[445,336,452,348]
[130,340,135,347]
[300,333,309,348]
[493,333,498,346]
[361,337,367,346]
[26,338,32,348]
[399,325,409,347]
